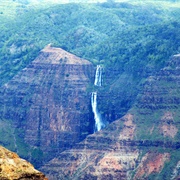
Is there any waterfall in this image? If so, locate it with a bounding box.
[94,65,102,86]
[91,65,105,132]
[91,92,104,132]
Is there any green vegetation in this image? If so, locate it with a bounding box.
[0,119,45,167]
[0,0,180,172]
[0,1,180,86]
[159,150,180,180]
[130,147,180,180]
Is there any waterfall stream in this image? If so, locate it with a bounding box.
[94,65,102,86]
[91,65,105,132]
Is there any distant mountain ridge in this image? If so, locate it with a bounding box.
[14,0,107,4]
[0,0,180,86]
[13,0,180,4]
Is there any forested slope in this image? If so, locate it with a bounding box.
[0,1,180,86]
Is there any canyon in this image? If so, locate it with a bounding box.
[0,45,179,179]
[0,44,129,168]
[40,54,180,179]
[0,0,180,179]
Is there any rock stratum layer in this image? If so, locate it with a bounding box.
[0,45,94,166]
[41,55,180,179]
[0,145,47,180]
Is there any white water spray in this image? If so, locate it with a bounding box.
[94,65,102,86]
[91,65,105,132]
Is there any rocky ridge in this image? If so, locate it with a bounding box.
[0,145,47,180]
[0,45,94,166]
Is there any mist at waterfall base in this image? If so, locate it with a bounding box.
[91,65,107,132]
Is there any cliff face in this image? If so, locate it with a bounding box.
[41,113,174,180]
[40,113,139,180]
[41,55,180,180]
[0,45,94,166]
[0,145,47,180]
[99,71,138,123]
[1,45,180,179]
[134,54,180,141]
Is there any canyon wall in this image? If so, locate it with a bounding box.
[41,54,180,179]
[0,45,134,168]
[0,46,179,179]
[0,45,95,166]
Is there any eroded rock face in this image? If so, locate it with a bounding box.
[0,45,94,165]
[134,54,180,141]
[0,145,47,180]
[160,112,178,138]
[40,114,139,180]
[133,152,170,180]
